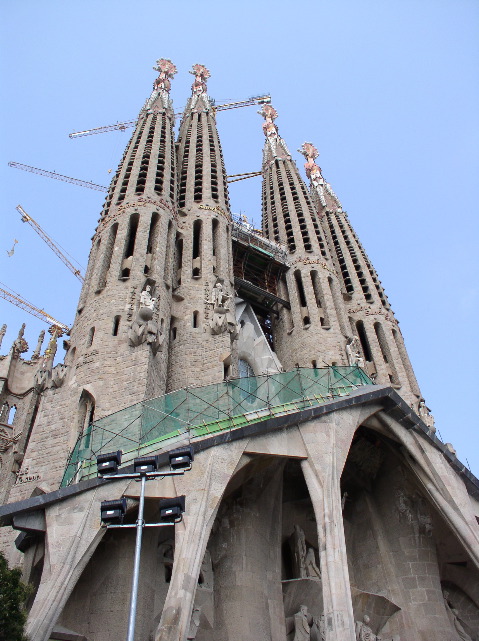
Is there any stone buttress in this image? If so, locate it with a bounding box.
[259,106,349,370]
[166,65,237,391]
[300,142,422,407]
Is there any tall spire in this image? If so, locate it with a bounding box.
[302,140,421,400]
[168,64,236,391]
[259,107,351,370]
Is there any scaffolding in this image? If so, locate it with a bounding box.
[61,366,373,487]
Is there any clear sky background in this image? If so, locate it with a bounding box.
[1,1,478,473]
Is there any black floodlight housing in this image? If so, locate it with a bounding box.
[100,498,127,524]
[96,450,122,476]
[159,495,186,522]
[169,446,194,471]
[133,455,158,474]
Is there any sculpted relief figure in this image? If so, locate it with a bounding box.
[129,286,164,353]
[346,336,364,368]
[205,281,238,338]
[0,324,6,349]
[418,399,435,431]
[286,605,313,641]
[355,614,377,641]
[290,524,321,579]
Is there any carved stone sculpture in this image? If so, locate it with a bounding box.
[355,614,376,641]
[189,63,210,110]
[205,281,238,338]
[292,605,313,641]
[128,287,164,353]
[0,324,6,349]
[12,323,28,356]
[290,524,321,579]
[346,337,364,368]
[50,363,68,389]
[34,368,50,393]
[418,400,435,431]
[31,329,45,360]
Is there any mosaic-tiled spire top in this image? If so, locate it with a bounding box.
[258,104,291,164]
[176,64,230,210]
[299,142,341,210]
[142,58,177,113]
[186,63,212,113]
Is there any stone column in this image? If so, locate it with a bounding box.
[155,441,246,641]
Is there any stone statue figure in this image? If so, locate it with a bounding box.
[346,337,364,368]
[0,324,6,349]
[291,605,313,641]
[259,104,280,157]
[189,63,210,110]
[290,524,321,579]
[355,614,376,641]
[418,400,435,431]
[128,286,164,353]
[311,615,325,641]
[140,285,157,311]
[187,606,201,640]
[205,281,238,338]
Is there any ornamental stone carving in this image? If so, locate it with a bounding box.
[50,363,68,389]
[128,286,164,354]
[205,281,238,338]
[12,323,28,357]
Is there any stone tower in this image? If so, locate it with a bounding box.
[167,64,237,391]
[0,60,477,641]
[300,142,421,406]
[259,105,350,370]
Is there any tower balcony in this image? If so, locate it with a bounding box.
[61,366,373,487]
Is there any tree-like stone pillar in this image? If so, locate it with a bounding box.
[298,408,370,641]
[154,441,246,641]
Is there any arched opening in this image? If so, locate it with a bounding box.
[78,390,95,449]
[120,213,140,278]
[192,219,202,278]
[87,327,95,348]
[356,320,372,362]
[144,212,160,275]
[112,316,121,336]
[192,311,199,328]
[7,405,16,424]
[174,234,183,287]
[96,223,118,292]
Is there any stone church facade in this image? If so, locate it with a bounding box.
[0,60,478,641]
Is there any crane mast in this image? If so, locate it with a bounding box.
[15,205,85,283]
[0,284,70,334]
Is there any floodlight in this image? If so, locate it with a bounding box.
[97,450,122,476]
[100,498,127,524]
[169,446,194,471]
[159,495,186,522]
[133,455,158,474]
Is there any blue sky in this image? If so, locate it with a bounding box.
[1,0,478,473]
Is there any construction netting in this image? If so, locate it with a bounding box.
[61,366,372,487]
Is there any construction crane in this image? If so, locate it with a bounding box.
[0,283,70,334]
[227,171,262,184]
[8,162,108,193]
[68,94,271,138]
[15,205,85,283]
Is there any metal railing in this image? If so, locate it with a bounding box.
[61,366,373,487]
